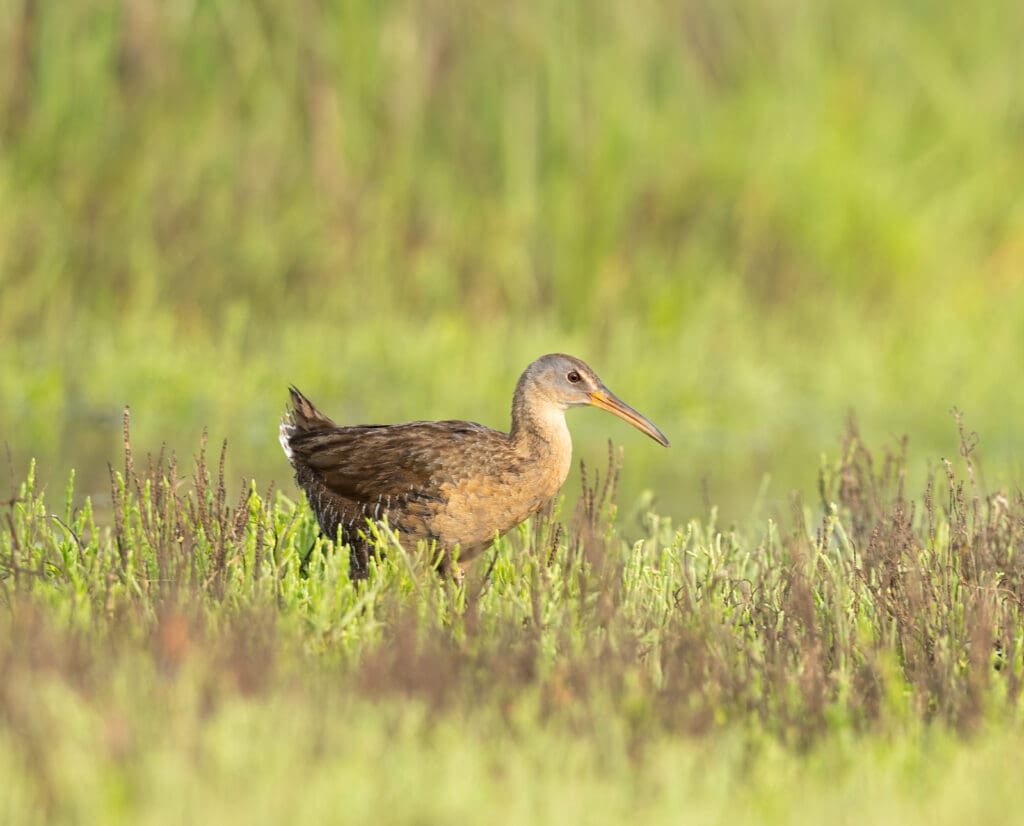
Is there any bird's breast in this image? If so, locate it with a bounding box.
[431,444,572,556]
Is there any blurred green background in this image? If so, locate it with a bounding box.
[2,0,1023,523]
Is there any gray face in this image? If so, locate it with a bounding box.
[524,354,670,447]
[528,354,604,407]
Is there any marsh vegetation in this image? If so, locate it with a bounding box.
[2,0,1024,821]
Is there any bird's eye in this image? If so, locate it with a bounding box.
[567,370,581,383]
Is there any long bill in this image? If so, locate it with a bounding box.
[588,388,670,447]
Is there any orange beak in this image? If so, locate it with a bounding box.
[588,388,670,447]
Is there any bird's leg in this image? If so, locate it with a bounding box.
[348,541,371,581]
[430,546,468,583]
[298,537,317,576]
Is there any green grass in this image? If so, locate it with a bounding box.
[2,420,1023,823]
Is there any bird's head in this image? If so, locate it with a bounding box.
[518,354,670,447]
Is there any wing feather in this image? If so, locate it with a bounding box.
[283,402,510,545]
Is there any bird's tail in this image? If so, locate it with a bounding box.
[280,386,336,461]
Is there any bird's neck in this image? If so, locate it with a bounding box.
[509,393,574,476]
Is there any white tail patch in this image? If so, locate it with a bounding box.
[279,420,295,462]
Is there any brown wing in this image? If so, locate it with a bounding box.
[282,389,510,546]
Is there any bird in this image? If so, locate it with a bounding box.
[279,353,669,578]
